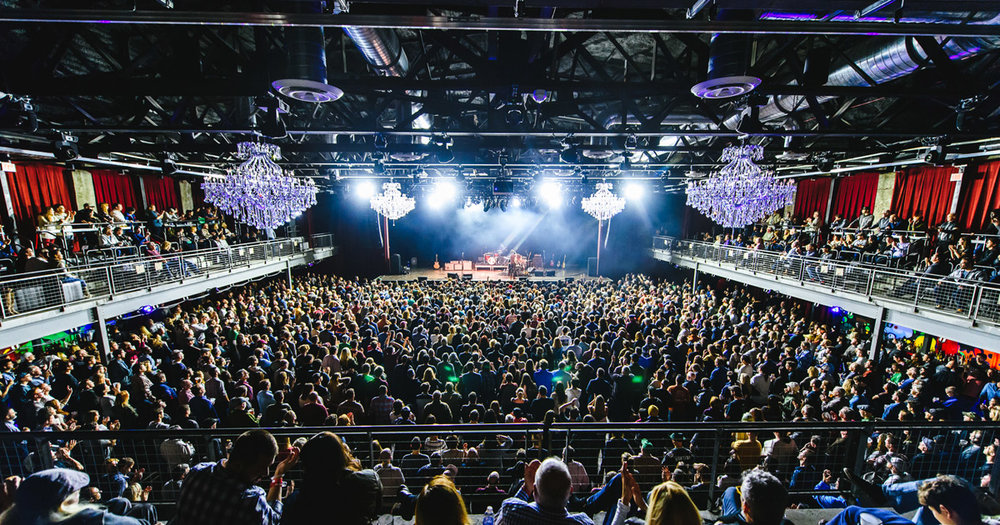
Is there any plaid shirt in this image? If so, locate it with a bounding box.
[370,394,395,425]
[497,488,594,525]
[171,461,281,525]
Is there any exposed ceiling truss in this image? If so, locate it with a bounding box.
[1,0,1000,189]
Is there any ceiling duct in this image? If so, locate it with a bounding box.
[344,27,410,78]
[691,10,762,99]
[272,2,343,103]
[725,13,1000,129]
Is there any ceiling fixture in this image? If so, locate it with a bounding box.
[581,182,625,277]
[686,144,795,228]
[581,182,625,221]
[202,141,317,230]
[370,182,415,220]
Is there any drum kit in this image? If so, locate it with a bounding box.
[483,250,529,275]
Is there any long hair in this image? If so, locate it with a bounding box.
[645,481,702,525]
[414,476,469,525]
[299,431,360,488]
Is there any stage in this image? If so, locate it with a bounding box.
[378,265,590,282]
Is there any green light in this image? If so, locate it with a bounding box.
[364,374,374,382]
[448,376,459,383]
[632,376,643,384]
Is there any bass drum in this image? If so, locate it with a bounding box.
[485,253,497,265]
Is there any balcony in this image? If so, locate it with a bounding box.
[0,234,335,349]
[653,236,1000,354]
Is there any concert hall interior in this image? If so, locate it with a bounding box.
[5,3,1000,525]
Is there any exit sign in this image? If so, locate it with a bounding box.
[0,162,15,173]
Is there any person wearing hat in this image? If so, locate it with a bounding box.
[664,433,694,470]
[0,468,145,525]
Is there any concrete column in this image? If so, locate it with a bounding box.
[868,306,886,363]
[286,261,293,288]
[0,168,16,234]
[949,165,966,214]
[94,306,111,365]
[824,177,837,223]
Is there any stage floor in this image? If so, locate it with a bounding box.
[378,266,589,282]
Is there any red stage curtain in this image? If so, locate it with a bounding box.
[890,165,957,225]
[830,172,879,220]
[142,175,180,210]
[958,160,1000,232]
[6,163,74,237]
[793,177,832,219]
[91,169,139,209]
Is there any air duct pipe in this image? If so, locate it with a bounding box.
[724,13,1000,129]
[272,2,343,103]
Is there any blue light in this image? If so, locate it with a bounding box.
[830,307,841,314]
[140,305,156,315]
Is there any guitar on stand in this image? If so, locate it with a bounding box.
[433,254,440,270]
[561,254,566,269]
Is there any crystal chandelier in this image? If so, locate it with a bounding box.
[370,182,415,220]
[581,183,625,220]
[686,144,795,228]
[202,141,318,230]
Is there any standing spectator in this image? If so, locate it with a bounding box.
[374,448,405,502]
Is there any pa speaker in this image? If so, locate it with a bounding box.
[417,276,428,282]
[447,272,459,279]
[390,253,402,274]
[462,273,473,280]
[546,270,556,277]
[518,277,529,281]
[565,277,575,283]
[587,257,598,277]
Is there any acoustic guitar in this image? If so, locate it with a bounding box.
[433,254,440,270]
[561,254,566,268]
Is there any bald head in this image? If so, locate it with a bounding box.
[535,458,573,510]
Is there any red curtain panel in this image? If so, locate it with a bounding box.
[142,175,181,210]
[793,177,832,220]
[830,172,879,220]
[91,169,139,209]
[890,165,958,225]
[5,163,74,237]
[958,160,1000,232]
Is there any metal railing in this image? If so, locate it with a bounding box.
[654,236,1000,327]
[309,233,334,249]
[0,421,987,519]
[0,236,318,320]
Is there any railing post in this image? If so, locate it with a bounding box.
[707,426,721,505]
[866,269,876,297]
[105,266,114,296]
[368,430,376,470]
[914,279,922,308]
[972,286,984,322]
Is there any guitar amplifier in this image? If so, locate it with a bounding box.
[461,260,473,271]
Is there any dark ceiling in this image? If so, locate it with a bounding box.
[1,0,1000,191]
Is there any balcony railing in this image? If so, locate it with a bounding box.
[0,236,324,320]
[0,421,984,519]
[654,236,1000,327]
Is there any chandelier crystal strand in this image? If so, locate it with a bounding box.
[202,141,318,230]
[370,182,415,220]
[581,183,626,220]
[685,144,795,228]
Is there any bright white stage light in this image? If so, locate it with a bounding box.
[624,183,645,201]
[428,179,457,209]
[355,181,375,200]
[510,196,522,208]
[538,181,563,209]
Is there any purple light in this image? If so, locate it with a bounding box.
[759,12,818,20]
[830,306,841,314]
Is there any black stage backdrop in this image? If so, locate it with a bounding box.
[311,190,686,278]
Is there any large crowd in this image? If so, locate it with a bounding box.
[1,272,999,525]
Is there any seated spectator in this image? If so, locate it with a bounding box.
[477,471,507,495]
[829,475,985,525]
[415,475,469,525]
[281,431,381,525]
[612,473,701,525]
[716,469,792,525]
[497,458,594,525]
[0,468,145,525]
[172,429,299,525]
